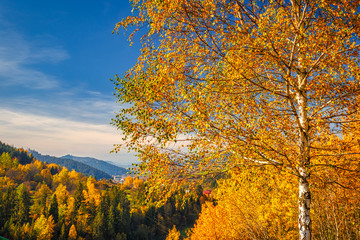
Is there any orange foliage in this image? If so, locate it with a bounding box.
[84,176,101,207]
[188,167,298,240]
[188,156,360,239]
[114,1,360,238]
[123,176,134,189]
[166,225,180,240]
[33,215,55,240]
[133,177,144,189]
[68,224,77,240]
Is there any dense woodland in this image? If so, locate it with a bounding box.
[0,141,203,240]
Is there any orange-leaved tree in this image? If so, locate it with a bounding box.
[188,167,298,240]
[112,1,360,239]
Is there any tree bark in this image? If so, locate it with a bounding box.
[299,165,311,240]
[297,73,311,240]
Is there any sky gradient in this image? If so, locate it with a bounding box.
[0,0,140,166]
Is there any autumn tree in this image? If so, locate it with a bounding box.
[33,215,55,240]
[113,0,360,239]
[166,225,180,240]
[31,183,52,219]
[68,224,77,240]
[188,167,298,239]
[0,152,17,168]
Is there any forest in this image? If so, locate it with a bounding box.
[0,141,204,240]
[1,141,360,240]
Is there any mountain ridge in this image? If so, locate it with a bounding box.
[61,154,128,176]
[29,150,113,180]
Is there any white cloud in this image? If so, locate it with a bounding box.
[0,108,136,164]
[0,28,69,89]
[29,47,70,64]
[0,88,118,125]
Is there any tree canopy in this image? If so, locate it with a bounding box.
[113,0,360,239]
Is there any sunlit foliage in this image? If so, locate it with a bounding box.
[113,0,360,238]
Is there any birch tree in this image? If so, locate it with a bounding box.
[113,1,360,239]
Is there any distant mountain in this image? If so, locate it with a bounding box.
[61,155,128,176]
[106,160,134,169]
[30,150,112,180]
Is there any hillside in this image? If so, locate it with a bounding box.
[0,140,202,240]
[61,154,127,176]
[30,150,112,180]
[0,141,133,240]
[0,141,34,165]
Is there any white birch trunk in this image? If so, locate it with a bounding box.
[297,68,311,240]
[299,165,311,240]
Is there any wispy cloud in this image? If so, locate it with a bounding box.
[0,26,69,89]
[28,47,70,64]
[0,91,118,126]
[0,108,135,163]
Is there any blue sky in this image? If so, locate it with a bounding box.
[0,0,140,165]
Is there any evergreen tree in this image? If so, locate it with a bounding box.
[48,194,60,239]
[93,211,106,240]
[48,194,59,222]
[0,186,16,229]
[73,181,85,211]
[13,184,30,224]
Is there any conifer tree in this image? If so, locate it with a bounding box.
[14,184,30,224]
[48,194,59,222]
